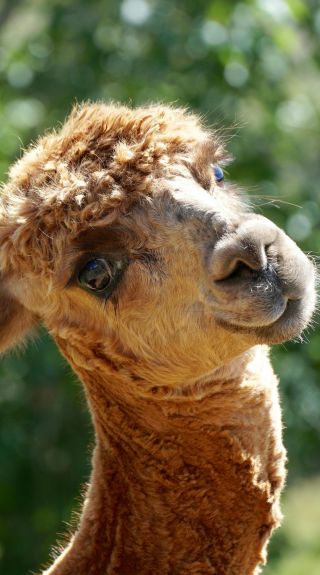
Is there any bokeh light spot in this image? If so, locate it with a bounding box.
[224,61,249,87]
[7,62,33,88]
[120,0,151,26]
[257,0,293,23]
[276,97,315,130]
[28,40,52,59]
[201,20,227,46]
[6,99,45,129]
[286,212,312,241]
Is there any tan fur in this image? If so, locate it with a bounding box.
[0,103,316,574]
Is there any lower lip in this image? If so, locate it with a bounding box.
[214,296,288,329]
[215,298,306,343]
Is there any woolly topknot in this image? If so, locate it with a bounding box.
[0,102,225,274]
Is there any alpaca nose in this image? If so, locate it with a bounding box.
[211,217,278,281]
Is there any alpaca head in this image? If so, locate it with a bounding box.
[0,103,316,391]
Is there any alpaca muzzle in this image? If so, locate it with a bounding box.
[209,214,316,340]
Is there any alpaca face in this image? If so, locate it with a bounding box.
[39,172,315,387]
[6,173,315,389]
[0,103,316,386]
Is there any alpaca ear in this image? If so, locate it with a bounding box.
[0,288,38,353]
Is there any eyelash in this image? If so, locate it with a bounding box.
[69,250,162,295]
[78,257,126,299]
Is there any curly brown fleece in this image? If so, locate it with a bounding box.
[0,104,223,273]
[0,103,315,575]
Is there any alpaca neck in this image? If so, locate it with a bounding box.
[46,341,285,575]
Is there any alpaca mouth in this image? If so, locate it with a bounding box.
[215,296,313,344]
[212,263,315,343]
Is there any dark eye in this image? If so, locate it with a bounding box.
[78,257,124,296]
[212,164,224,183]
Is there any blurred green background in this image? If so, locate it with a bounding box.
[0,0,319,573]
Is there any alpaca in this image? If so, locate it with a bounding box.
[0,103,316,575]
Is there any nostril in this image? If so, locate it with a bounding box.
[211,239,269,282]
[211,218,279,282]
[237,242,268,273]
[216,260,264,283]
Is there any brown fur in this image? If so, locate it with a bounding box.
[0,103,316,574]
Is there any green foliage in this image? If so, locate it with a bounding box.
[0,0,319,573]
[265,477,320,575]
[0,333,91,573]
